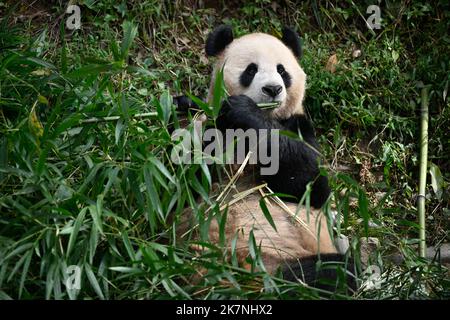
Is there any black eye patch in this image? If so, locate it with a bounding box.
[239,63,258,87]
[277,64,292,88]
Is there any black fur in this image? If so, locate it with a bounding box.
[205,25,234,57]
[281,27,302,58]
[239,63,258,87]
[173,95,199,113]
[277,64,292,88]
[216,95,330,208]
[283,253,357,292]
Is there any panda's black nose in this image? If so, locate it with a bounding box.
[262,85,282,97]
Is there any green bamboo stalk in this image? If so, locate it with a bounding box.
[418,87,429,258]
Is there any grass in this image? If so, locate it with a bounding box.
[0,0,449,299]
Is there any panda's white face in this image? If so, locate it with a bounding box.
[210,33,307,118]
[230,58,288,104]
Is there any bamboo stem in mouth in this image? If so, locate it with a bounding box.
[257,102,281,110]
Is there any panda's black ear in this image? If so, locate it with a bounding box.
[281,26,302,58]
[205,25,234,57]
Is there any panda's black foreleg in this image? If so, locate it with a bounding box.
[279,114,319,148]
[217,95,330,208]
[265,134,331,208]
[276,114,331,207]
[216,95,269,132]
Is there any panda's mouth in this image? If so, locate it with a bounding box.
[246,89,285,106]
[255,95,283,104]
[257,102,281,110]
[251,92,284,109]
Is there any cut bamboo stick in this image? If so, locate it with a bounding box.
[418,87,429,258]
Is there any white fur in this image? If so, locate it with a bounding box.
[208,33,307,118]
[226,59,287,104]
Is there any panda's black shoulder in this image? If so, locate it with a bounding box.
[279,114,318,144]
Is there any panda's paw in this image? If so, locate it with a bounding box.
[218,95,262,129]
[222,95,260,114]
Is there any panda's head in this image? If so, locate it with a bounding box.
[206,25,306,118]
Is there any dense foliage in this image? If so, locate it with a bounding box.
[0,0,448,299]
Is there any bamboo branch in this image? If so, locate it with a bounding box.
[418,87,429,258]
[80,112,158,124]
[78,101,282,124]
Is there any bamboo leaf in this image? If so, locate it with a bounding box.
[28,101,44,140]
[67,207,88,257]
[121,231,136,261]
[3,243,33,262]
[84,263,105,300]
[67,63,115,78]
[89,221,99,264]
[259,198,277,232]
[109,266,141,273]
[212,66,226,119]
[144,166,163,221]
[25,56,56,70]
[115,119,124,145]
[89,196,104,235]
[248,230,258,261]
[151,157,176,185]
[218,205,228,246]
[157,90,173,125]
[429,162,443,200]
[18,250,33,299]
[358,189,370,236]
[121,21,138,59]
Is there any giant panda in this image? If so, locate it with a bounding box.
[174,25,356,292]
